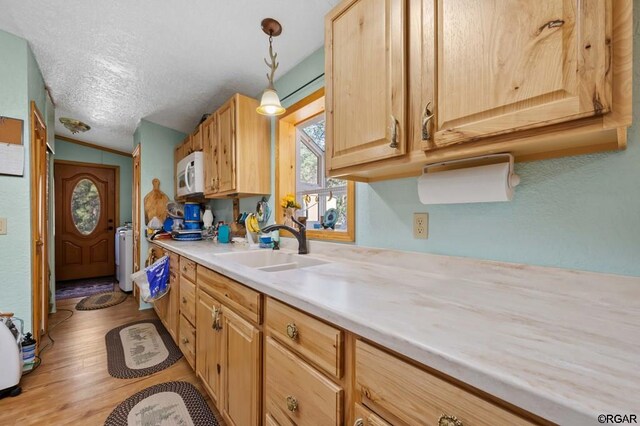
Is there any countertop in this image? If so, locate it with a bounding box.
[150,238,640,425]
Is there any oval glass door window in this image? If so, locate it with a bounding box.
[71,178,101,235]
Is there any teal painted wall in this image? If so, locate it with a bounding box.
[0,29,50,331]
[54,139,133,226]
[135,119,186,266]
[221,37,640,276]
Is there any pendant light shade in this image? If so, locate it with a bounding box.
[257,18,286,116]
[257,88,286,116]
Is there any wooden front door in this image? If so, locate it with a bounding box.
[55,162,117,281]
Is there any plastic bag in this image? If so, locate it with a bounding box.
[146,255,170,299]
[131,255,170,303]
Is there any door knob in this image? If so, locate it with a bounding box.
[107,226,114,231]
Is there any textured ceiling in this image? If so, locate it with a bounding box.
[0,0,338,151]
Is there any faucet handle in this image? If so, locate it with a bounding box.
[291,216,306,231]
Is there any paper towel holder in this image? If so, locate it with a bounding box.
[422,153,521,188]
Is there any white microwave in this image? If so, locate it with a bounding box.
[177,151,204,197]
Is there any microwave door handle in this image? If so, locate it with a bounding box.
[184,161,193,192]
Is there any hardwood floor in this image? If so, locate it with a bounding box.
[0,296,218,425]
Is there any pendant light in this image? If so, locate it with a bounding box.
[257,18,286,116]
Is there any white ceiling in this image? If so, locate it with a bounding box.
[0,0,338,152]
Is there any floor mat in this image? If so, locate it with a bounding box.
[105,319,183,379]
[104,381,219,426]
[56,276,117,300]
[76,291,128,310]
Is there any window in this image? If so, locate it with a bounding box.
[295,114,348,231]
[71,178,100,235]
[276,88,355,242]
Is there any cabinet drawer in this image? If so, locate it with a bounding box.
[265,337,343,426]
[266,297,343,378]
[197,266,262,324]
[353,402,391,426]
[179,277,196,326]
[180,257,197,282]
[355,340,536,426]
[179,314,196,369]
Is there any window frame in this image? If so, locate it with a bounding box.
[275,88,355,242]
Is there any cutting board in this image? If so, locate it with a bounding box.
[144,178,169,224]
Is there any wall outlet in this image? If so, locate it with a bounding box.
[0,218,6,235]
[413,213,428,239]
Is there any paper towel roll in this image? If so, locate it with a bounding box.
[418,162,516,204]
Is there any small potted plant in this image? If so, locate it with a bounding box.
[280,194,301,228]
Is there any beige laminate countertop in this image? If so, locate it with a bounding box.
[150,238,640,426]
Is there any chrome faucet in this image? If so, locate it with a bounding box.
[262,217,308,255]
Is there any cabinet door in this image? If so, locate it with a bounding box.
[204,116,219,194]
[325,0,407,172]
[222,307,261,426]
[217,98,236,193]
[192,124,203,151]
[167,257,179,342]
[431,0,612,148]
[196,290,223,405]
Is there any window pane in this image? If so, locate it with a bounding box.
[302,119,325,151]
[71,178,100,235]
[299,143,319,185]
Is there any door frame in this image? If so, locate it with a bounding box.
[132,144,141,272]
[30,101,48,340]
[53,160,120,281]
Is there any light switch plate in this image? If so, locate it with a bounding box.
[0,218,6,235]
[413,213,428,239]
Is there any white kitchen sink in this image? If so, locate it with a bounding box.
[216,250,328,272]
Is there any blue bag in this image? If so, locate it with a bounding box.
[146,255,170,299]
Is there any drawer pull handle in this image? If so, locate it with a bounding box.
[182,297,187,303]
[438,414,463,426]
[389,115,399,148]
[421,101,434,141]
[286,323,298,340]
[286,395,298,412]
[211,307,222,331]
[353,419,364,426]
[182,337,189,344]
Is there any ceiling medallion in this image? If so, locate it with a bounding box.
[256,18,286,116]
[59,117,91,134]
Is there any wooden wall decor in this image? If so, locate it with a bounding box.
[0,116,23,145]
[143,178,169,225]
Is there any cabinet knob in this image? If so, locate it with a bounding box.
[438,414,463,426]
[182,337,189,344]
[286,323,298,340]
[389,115,399,148]
[353,419,364,426]
[286,395,298,412]
[422,102,435,141]
[182,297,187,303]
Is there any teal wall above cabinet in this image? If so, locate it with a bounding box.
[134,119,186,267]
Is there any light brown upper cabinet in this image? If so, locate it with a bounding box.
[191,124,203,152]
[325,0,407,174]
[203,114,218,195]
[325,0,632,181]
[204,94,270,198]
[430,0,613,148]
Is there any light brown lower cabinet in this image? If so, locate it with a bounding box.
[221,306,262,426]
[178,314,196,369]
[265,336,343,426]
[152,249,179,344]
[195,289,223,406]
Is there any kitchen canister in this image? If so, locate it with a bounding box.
[184,202,201,222]
[218,224,230,243]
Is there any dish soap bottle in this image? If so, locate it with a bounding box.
[203,206,214,229]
